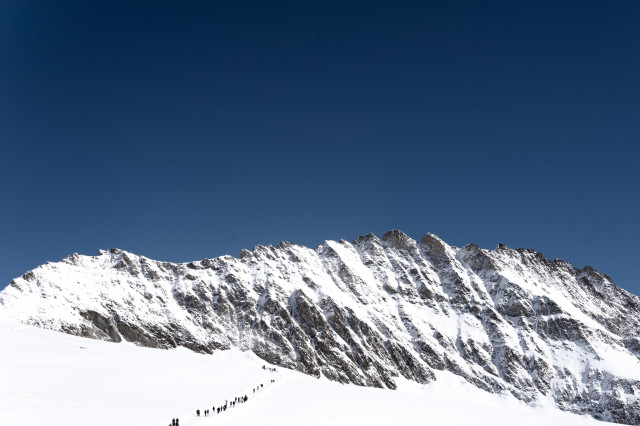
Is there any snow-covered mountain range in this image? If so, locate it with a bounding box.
[2,230,639,424]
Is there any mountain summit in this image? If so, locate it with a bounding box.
[2,231,639,423]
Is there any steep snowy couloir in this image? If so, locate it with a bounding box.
[1,230,639,423]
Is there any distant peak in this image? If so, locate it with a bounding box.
[381,230,416,250]
[276,241,293,249]
[419,233,448,255]
[353,233,380,246]
[461,242,482,254]
[97,248,131,258]
[240,248,252,259]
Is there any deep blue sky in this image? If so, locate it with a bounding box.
[1,1,639,294]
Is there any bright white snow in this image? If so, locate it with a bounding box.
[0,321,603,426]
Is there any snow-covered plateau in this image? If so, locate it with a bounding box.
[1,230,639,424]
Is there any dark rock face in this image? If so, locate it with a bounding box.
[79,310,122,343]
[2,232,640,424]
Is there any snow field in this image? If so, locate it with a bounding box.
[0,321,604,426]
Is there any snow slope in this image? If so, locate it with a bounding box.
[0,320,602,426]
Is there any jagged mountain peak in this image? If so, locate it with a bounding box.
[419,232,451,256]
[381,229,415,249]
[1,231,639,424]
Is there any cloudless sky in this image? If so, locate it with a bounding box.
[1,1,639,294]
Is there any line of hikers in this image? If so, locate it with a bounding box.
[194,384,265,417]
[168,366,277,425]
